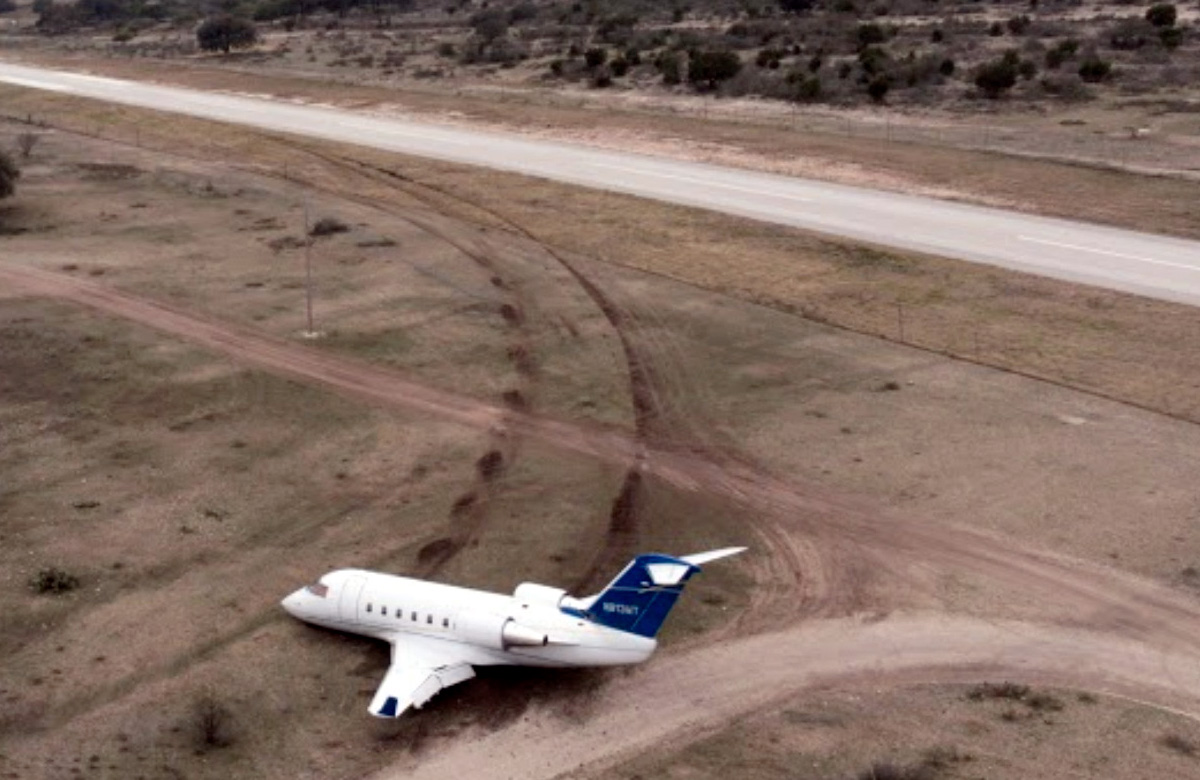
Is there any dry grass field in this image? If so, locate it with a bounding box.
[2,83,1200,779]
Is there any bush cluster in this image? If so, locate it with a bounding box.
[28,566,80,595]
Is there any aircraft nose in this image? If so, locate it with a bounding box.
[281,590,305,617]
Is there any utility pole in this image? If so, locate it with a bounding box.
[304,197,315,337]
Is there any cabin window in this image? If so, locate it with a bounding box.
[381,606,387,616]
[443,618,449,628]
[411,611,417,621]
[366,603,372,613]
[426,615,433,624]
[397,610,403,620]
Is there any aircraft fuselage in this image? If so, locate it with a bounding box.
[282,568,656,669]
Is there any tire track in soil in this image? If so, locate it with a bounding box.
[261,145,541,581]
[325,158,829,608]
[301,153,663,597]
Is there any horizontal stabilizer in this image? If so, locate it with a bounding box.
[680,547,747,567]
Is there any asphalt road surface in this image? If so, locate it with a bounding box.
[2,61,1199,305]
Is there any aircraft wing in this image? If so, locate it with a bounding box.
[367,634,476,719]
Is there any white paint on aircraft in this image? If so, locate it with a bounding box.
[281,548,745,718]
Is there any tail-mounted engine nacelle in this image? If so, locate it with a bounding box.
[513,583,568,608]
[457,610,547,650]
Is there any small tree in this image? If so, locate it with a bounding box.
[1145,3,1177,27]
[1078,56,1112,83]
[866,74,890,103]
[0,150,18,200]
[975,56,1019,98]
[196,15,258,54]
[584,46,607,69]
[687,50,742,90]
[857,22,887,47]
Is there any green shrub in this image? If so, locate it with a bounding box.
[857,22,887,47]
[787,71,822,101]
[584,46,607,68]
[687,50,742,89]
[1006,15,1031,35]
[1145,3,1177,27]
[1160,27,1183,50]
[1078,56,1112,83]
[0,149,18,200]
[196,15,258,54]
[866,74,890,102]
[975,57,1018,98]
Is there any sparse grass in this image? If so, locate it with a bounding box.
[855,762,936,780]
[966,681,1029,702]
[1027,692,1065,712]
[854,745,972,779]
[191,693,235,749]
[309,215,349,237]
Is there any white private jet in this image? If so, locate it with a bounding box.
[281,547,745,718]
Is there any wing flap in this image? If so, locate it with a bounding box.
[368,635,476,719]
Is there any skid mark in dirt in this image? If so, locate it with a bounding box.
[318,158,822,618]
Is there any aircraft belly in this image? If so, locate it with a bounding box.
[506,639,653,667]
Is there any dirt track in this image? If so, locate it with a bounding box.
[7,263,1200,777]
[393,614,1200,780]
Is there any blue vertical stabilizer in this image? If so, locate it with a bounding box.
[580,553,701,638]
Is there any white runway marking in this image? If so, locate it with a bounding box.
[591,162,814,203]
[1017,235,1198,272]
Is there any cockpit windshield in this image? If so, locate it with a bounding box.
[305,582,329,598]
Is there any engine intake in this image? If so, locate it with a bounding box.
[513,583,568,607]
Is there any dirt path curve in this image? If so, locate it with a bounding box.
[389,612,1200,780]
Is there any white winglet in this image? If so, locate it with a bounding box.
[680,547,747,567]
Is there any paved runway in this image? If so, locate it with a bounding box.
[2,61,1198,305]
